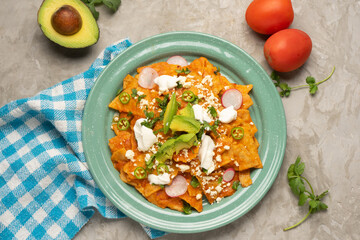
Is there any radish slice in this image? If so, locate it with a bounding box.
[167,55,188,67]
[221,89,243,110]
[138,67,158,89]
[223,168,235,182]
[165,175,188,197]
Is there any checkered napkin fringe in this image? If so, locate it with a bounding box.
[0,39,166,239]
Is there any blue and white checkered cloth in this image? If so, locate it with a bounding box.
[0,39,166,239]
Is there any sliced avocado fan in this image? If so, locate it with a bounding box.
[37,0,99,48]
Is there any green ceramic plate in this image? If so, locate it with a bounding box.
[82,31,286,233]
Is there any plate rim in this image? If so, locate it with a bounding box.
[82,31,287,233]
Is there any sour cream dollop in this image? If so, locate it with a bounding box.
[198,135,216,174]
[192,104,212,123]
[154,75,179,93]
[134,118,157,152]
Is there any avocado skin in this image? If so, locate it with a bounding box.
[170,115,200,134]
[155,133,197,163]
[37,0,99,49]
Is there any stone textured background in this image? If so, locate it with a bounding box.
[1,0,359,239]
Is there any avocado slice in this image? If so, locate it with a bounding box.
[38,0,99,48]
[154,139,176,163]
[163,92,178,134]
[174,133,197,154]
[179,104,195,118]
[170,115,201,134]
[155,133,197,163]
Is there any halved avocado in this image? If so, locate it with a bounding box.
[38,0,99,48]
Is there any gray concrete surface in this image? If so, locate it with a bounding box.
[1,0,359,239]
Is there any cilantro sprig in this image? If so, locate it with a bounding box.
[182,201,192,214]
[271,67,335,97]
[207,106,218,118]
[141,107,160,129]
[284,156,329,231]
[131,88,146,103]
[81,0,121,20]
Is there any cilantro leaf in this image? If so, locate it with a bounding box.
[232,180,240,190]
[182,201,192,214]
[190,176,200,188]
[81,0,121,19]
[102,0,121,12]
[271,67,335,97]
[141,108,160,129]
[284,156,329,231]
[208,106,218,118]
[131,88,137,98]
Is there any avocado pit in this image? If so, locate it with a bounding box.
[51,5,82,35]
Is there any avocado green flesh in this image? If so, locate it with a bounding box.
[163,92,178,134]
[179,104,195,118]
[37,0,99,48]
[170,115,201,134]
[174,133,197,154]
[155,133,197,163]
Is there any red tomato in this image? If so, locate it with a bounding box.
[246,0,294,35]
[264,29,312,72]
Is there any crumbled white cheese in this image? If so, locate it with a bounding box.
[215,155,222,162]
[219,106,237,123]
[202,75,213,86]
[215,185,223,193]
[149,144,157,154]
[234,161,239,167]
[177,164,190,172]
[154,75,179,93]
[181,149,189,158]
[216,197,222,203]
[134,118,157,152]
[156,134,163,141]
[137,91,144,96]
[177,76,187,85]
[224,145,230,150]
[183,82,192,88]
[139,99,149,109]
[196,193,202,200]
[192,104,213,123]
[198,135,216,174]
[125,150,135,161]
[210,190,218,198]
[144,153,151,163]
[148,173,171,185]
